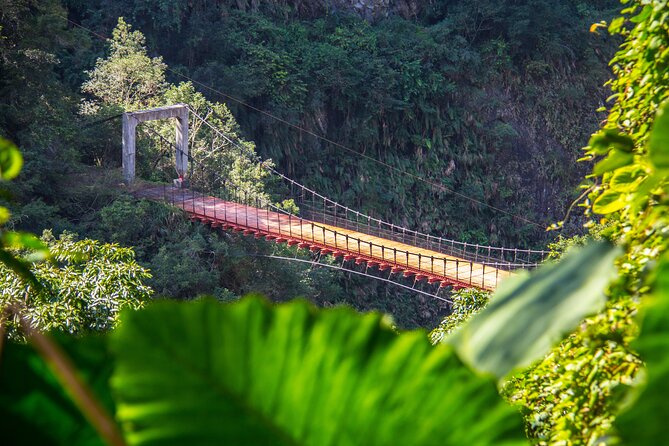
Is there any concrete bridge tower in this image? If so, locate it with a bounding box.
[122,103,189,183]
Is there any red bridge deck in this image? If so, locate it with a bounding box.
[137,186,512,291]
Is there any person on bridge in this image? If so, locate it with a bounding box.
[173,175,188,189]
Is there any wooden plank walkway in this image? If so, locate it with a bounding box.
[137,186,513,291]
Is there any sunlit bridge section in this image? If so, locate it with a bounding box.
[136,185,540,292]
[128,104,548,293]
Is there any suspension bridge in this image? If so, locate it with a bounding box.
[124,104,548,297]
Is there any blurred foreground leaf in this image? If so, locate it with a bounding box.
[615,256,669,445]
[111,297,526,446]
[649,101,669,169]
[0,336,114,446]
[448,242,619,379]
[0,137,23,180]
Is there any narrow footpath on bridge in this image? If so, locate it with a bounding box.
[137,185,514,291]
[123,103,547,295]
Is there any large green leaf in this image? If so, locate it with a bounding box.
[448,242,619,379]
[593,189,628,214]
[615,256,669,445]
[609,165,645,193]
[0,335,114,446]
[588,130,635,156]
[593,149,634,176]
[111,297,526,446]
[649,101,669,169]
[0,137,23,180]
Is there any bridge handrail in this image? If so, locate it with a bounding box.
[185,159,546,271]
[185,106,549,265]
[160,183,540,291]
[266,167,550,264]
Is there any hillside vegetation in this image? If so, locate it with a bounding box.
[71,0,619,245]
[3,0,669,444]
[1,0,621,327]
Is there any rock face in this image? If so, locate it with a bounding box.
[337,0,420,21]
[232,0,424,21]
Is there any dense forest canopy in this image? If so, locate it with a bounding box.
[8,0,619,244]
[0,0,624,327]
[71,0,617,246]
[2,0,669,444]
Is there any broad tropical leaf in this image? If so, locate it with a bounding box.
[615,256,669,445]
[111,297,526,446]
[448,242,619,379]
[593,149,634,176]
[593,190,628,214]
[0,336,114,446]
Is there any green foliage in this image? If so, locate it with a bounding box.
[0,230,151,338]
[2,296,528,445]
[546,222,610,260]
[547,233,591,259]
[0,335,112,446]
[82,18,166,110]
[429,288,490,344]
[111,297,525,446]
[96,197,171,257]
[606,50,669,444]
[449,242,619,379]
[509,4,669,439]
[149,231,225,298]
[649,101,669,167]
[504,297,640,444]
[615,254,669,444]
[0,137,48,288]
[0,0,86,200]
[583,1,669,255]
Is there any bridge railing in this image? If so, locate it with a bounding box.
[267,168,549,267]
[156,182,539,291]
[183,105,549,268]
[299,203,529,267]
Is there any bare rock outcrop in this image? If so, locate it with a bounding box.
[231,0,427,21]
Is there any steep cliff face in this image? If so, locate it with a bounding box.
[325,0,422,20]
[228,0,424,20]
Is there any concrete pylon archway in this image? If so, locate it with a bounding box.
[122,103,189,183]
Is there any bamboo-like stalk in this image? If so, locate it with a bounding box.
[16,312,126,446]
